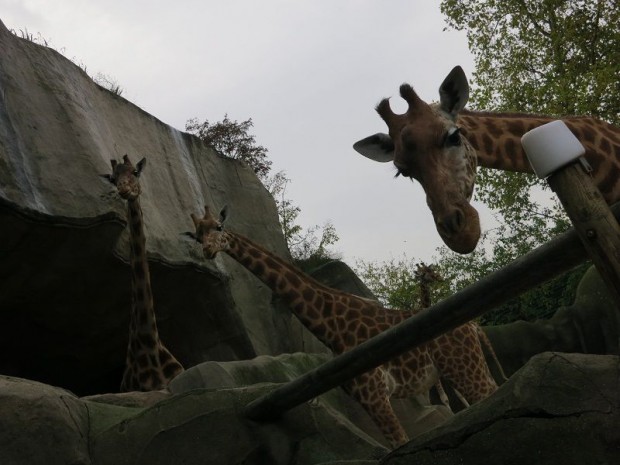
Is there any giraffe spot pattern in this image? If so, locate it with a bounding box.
[481,133,494,159]
[223,231,504,448]
[163,361,182,378]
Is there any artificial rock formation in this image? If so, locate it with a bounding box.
[0,354,388,465]
[0,19,326,395]
[382,352,620,465]
[1,15,620,465]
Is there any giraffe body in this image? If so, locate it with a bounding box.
[354,66,620,254]
[188,206,498,447]
[105,155,183,392]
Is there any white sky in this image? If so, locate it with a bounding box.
[1,1,494,266]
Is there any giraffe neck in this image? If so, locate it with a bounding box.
[126,198,160,352]
[458,111,620,202]
[458,110,555,173]
[419,283,432,309]
[223,231,372,348]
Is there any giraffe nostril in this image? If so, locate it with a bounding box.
[437,210,464,237]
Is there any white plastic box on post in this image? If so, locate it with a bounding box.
[521,120,620,307]
[521,120,586,178]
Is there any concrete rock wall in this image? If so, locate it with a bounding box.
[0,19,326,395]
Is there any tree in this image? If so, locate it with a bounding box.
[186,115,272,180]
[264,170,339,266]
[441,0,619,122]
[187,116,339,265]
[355,257,450,310]
[435,0,619,324]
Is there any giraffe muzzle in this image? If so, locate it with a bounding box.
[435,204,480,254]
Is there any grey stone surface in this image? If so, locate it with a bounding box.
[485,266,620,377]
[0,376,91,465]
[0,18,326,395]
[382,352,620,465]
[0,361,388,465]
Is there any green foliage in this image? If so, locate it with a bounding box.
[436,237,590,325]
[441,0,620,123]
[354,257,450,310]
[430,0,619,323]
[186,117,339,264]
[264,171,339,265]
[186,115,272,180]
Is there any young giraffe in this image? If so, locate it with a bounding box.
[413,262,508,409]
[187,205,498,447]
[103,155,184,391]
[354,65,620,254]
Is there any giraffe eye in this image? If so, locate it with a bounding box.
[446,127,461,147]
[216,224,223,232]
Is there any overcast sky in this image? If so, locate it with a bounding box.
[1,1,488,266]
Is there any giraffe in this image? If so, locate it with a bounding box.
[414,262,443,309]
[413,262,508,410]
[103,155,184,392]
[353,65,620,254]
[186,205,499,447]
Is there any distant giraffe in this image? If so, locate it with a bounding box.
[414,262,444,309]
[413,261,508,409]
[187,205,499,447]
[354,65,620,254]
[103,155,184,391]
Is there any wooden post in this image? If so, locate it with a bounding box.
[522,120,620,307]
[547,163,620,307]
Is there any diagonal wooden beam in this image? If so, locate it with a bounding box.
[244,203,620,421]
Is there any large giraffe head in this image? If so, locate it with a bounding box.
[354,66,480,254]
[187,205,230,259]
[103,154,146,200]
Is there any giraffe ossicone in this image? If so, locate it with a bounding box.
[104,155,184,392]
[188,205,500,448]
[354,65,620,254]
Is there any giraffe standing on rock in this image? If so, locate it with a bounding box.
[187,205,499,447]
[354,65,620,254]
[103,155,184,392]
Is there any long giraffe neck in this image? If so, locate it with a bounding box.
[121,197,183,392]
[127,198,160,348]
[222,231,373,350]
[458,110,620,202]
[419,282,432,309]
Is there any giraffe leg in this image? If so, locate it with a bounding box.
[435,377,470,409]
[451,386,470,408]
[475,324,509,382]
[434,379,452,410]
[347,370,408,448]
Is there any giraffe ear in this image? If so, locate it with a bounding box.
[135,158,147,177]
[439,65,469,117]
[219,205,229,224]
[353,133,394,163]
